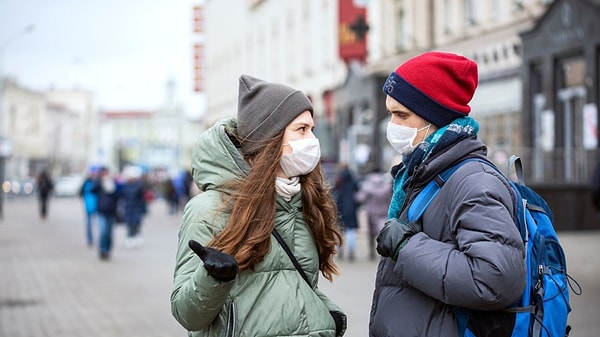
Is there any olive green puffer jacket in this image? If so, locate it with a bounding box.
[171,118,344,337]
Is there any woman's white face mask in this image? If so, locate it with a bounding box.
[386,122,431,156]
[280,138,321,177]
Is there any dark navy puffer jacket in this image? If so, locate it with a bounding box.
[369,137,526,337]
[92,178,122,216]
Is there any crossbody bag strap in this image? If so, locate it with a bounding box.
[272,229,311,287]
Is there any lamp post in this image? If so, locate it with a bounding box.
[0,24,35,220]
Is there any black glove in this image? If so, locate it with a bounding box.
[376,218,422,261]
[188,240,239,282]
[330,311,347,337]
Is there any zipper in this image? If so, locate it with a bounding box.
[225,300,236,337]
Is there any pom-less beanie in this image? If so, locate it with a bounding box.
[237,74,313,155]
[382,51,478,127]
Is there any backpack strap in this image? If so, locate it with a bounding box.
[408,158,485,223]
[508,155,525,185]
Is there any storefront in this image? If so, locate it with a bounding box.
[331,62,389,176]
[520,0,600,229]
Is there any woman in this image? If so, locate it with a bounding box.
[370,52,525,337]
[171,74,346,337]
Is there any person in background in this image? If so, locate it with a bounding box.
[355,170,392,261]
[171,74,346,337]
[182,169,194,204]
[36,168,54,221]
[369,51,526,337]
[121,165,147,248]
[79,167,99,247]
[92,166,122,260]
[163,178,179,215]
[333,162,360,262]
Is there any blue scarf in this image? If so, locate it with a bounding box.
[387,117,480,219]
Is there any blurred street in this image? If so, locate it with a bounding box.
[1,196,599,337]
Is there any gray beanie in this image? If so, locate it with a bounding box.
[237,74,313,155]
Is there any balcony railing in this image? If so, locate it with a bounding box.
[487,146,599,186]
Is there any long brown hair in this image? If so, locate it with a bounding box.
[209,131,343,281]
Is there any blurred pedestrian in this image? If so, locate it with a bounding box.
[333,162,360,262]
[163,178,179,215]
[91,167,122,260]
[355,170,392,260]
[36,168,54,221]
[370,51,525,336]
[182,169,194,204]
[121,166,147,248]
[171,74,346,337]
[79,167,99,247]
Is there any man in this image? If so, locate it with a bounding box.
[91,167,121,260]
[369,51,526,337]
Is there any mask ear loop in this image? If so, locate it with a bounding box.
[416,124,432,144]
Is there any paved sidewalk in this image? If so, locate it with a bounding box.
[0,196,187,337]
[1,196,598,337]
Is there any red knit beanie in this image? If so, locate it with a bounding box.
[382,51,478,127]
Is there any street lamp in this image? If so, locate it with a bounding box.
[0,24,35,220]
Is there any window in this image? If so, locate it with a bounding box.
[464,0,477,26]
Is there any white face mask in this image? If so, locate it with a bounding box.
[280,138,321,177]
[386,122,431,156]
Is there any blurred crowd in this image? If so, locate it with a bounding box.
[31,164,199,261]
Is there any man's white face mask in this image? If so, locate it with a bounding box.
[386,122,431,156]
[280,138,321,177]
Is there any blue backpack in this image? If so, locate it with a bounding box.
[408,155,581,337]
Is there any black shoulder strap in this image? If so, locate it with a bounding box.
[272,229,311,287]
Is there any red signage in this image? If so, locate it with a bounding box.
[193,43,203,92]
[193,5,204,33]
[338,0,368,64]
[192,4,204,93]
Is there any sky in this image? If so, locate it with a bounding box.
[0,0,205,119]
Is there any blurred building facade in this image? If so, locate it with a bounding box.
[45,88,96,175]
[202,0,600,229]
[202,0,348,161]
[1,80,48,179]
[200,0,556,173]
[97,80,201,178]
[0,77,201,185]
[0,80,94,179]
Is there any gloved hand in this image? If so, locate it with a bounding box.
[330,311,347,337]
[376,218,422,261]
[188,240,239,282]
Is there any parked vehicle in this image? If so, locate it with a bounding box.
[53,175,84,197]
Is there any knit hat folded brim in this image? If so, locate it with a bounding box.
[383,72,465,127]
[382,51,478,127]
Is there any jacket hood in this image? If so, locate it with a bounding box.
[191,118,250,193]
